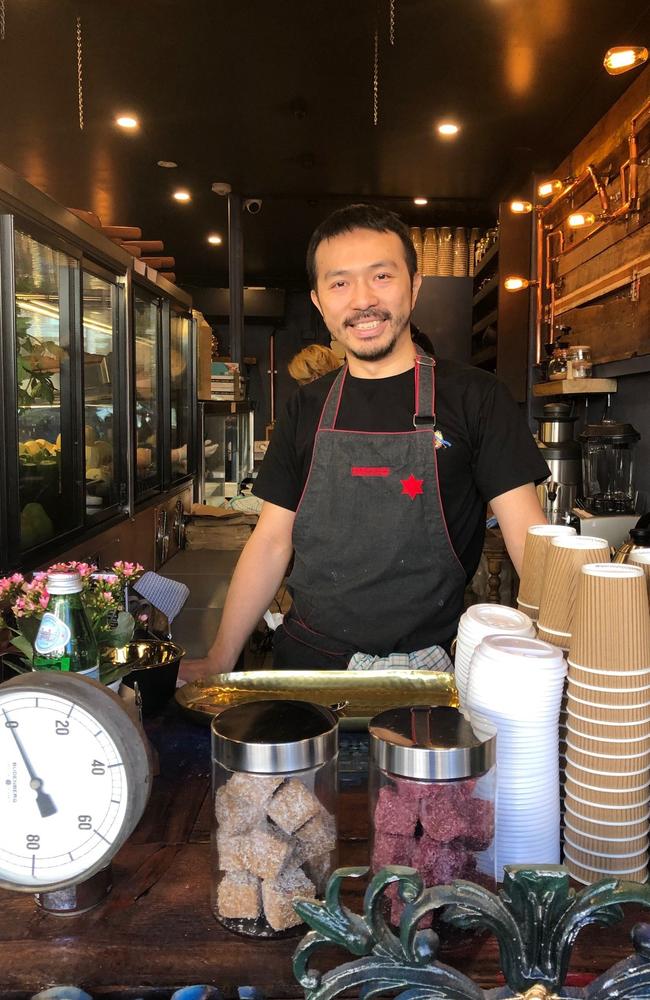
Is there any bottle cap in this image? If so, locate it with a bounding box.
[47,571,83,594]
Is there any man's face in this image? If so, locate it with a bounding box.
[311,228,421,363]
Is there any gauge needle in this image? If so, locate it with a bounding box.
[2,710,57,817]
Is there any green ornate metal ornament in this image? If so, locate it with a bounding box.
[292,865,650,1000]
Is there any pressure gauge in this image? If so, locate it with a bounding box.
[0,671,152,893]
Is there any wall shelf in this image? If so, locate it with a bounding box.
[532,378,618,397]
[472,308,498,336]
[471,346,497,366]
[472,274,499,307]
[473,241,499,279]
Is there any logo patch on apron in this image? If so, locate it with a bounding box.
[400,474,424,499]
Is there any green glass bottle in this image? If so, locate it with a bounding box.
[33,571,100,680]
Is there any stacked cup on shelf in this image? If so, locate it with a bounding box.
[454,603,535,715]
[517,524,577,622]
[563,563,650,885]
[466,634,567,879]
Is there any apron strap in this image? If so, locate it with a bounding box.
[318,364,348,431]
[413,349,437,428]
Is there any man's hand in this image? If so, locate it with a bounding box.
[178,656,224,684]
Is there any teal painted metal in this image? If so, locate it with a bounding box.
[292,865,650,1000]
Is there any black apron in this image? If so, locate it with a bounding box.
[273,352,466,669]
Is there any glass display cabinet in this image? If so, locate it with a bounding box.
[0,163,196,573]
[199,401,255,505]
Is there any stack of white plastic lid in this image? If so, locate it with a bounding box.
[454,604,535,713]
[466,634,567,880]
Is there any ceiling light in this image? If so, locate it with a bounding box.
[537,179,564,199]
[115,115,139,129]
[157,160,178,169]
[510,200,533,214]
[504,276,534,291]
[437,121,460,137]
[603,46,648,75]
[413,197,428,206]
[568,211,596,229]
[207,234,222,245]
[173,190,191,203]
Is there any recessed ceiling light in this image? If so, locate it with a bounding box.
[207,234,222,245]
[437,121,460,137]
[115,115,139,129]
[173,190,191,203]
[157,160,178,169]
[413,197,428,206]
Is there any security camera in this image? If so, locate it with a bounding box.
[244,198,263,215]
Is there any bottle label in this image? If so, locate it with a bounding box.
[34,613,72,655]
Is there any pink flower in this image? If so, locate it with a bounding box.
[138,613,149,623]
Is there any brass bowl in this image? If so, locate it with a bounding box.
[104,640,185,715]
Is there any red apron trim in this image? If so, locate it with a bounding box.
[351,466,391,477]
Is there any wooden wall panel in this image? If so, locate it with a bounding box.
[542,66,650,363]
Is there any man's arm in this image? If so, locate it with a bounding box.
[178,500,295,681]
[489,482,547,576]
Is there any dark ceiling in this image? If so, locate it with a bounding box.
[0,0,649,289]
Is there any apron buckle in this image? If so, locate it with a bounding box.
[413,413,437,428]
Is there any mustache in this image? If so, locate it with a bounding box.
[344,309,391,327]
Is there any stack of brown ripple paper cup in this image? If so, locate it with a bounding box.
[564,563,650,885]
[630,551,650,601]
[537,536,610,650]
[517,524,577,622]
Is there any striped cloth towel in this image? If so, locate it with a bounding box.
[348,644,454,672]
[132,572,190,626]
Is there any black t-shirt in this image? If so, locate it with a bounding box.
[254,359,549,581]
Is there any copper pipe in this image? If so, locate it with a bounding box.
[537,96,649,327]
[534,207,544,363]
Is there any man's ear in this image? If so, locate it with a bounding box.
[411,271,423,309]
[311,289,324,318]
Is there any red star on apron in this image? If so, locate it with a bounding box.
[400,474,424,500]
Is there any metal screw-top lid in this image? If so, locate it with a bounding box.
[46,571,83,595]
[369,706,495,780]
[211,699,338,773]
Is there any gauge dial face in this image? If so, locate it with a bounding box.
[0,685,131,888]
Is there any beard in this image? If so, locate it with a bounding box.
[339,308,411,362]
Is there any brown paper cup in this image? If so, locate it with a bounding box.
[566,741,650,773]
[569,564,650,670]
[564,844,648,872]
[568,663,650,690]
[566,694,650,723]
[566,760,650,791]
[537,536,610,648]
[566,856,648,884]
[517,524,577,620]
[566,706,650,740]
[564,828,649,855]
[564,806,650,839]
[566,720,650,753]
[567,677,650,706]
[630,552,650,601]
[565,775,650,806]
[565,795,650,822]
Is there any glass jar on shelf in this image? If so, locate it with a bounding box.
[211,699,338,938]
[547,342,569,381]
[566,344,592,380]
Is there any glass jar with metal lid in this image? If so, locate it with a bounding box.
[369,706,496,925]
[211,699,338,937]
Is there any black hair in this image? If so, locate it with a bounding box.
[306,203,417,290]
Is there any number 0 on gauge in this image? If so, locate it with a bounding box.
[0,671,152,892]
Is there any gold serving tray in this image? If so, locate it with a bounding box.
[175,669,459,729]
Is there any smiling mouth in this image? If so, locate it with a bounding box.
[346,314,390,336]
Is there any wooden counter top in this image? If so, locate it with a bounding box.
[0,706,646,999]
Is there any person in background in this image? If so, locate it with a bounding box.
[180,204,549,680]
[288,344,342,386]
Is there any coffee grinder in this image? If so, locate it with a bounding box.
[535,403,582,524]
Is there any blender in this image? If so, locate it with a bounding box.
[579,418,640,515]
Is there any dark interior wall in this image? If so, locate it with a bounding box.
[211,292,329,439]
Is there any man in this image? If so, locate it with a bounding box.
[182,204,548,677]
